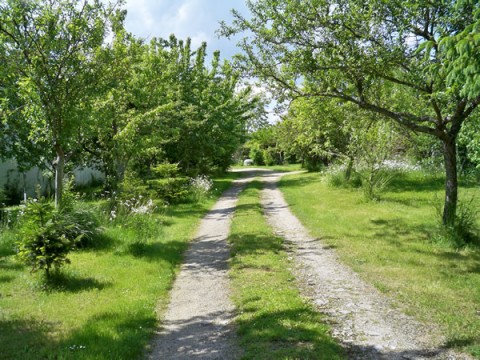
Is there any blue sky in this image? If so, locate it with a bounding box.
[121,0,278,122]
[122,0,249,60]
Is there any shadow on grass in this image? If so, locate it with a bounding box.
[77,232,117,252]
[387,172,478,193]
[0,258,24,271]
[230,232,283,259]
[343,342,468,359]
[234,202,264,217]
[55,312,157,359]
[44,271,112,293]
[1,312,158,359]
[0,274,15,283]
[369,218,433,243]
[386,173,445,193]
[0,319,54,359]
[445,338,480,358]
[164,204,209,221]
[126,240,188,266]
[236,308,344,359]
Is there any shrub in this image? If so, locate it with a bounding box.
[249,144,265,165]
[15,199,77,277]
[148,177,189,203]
[188,175,213,203]
[263,149,275,166]
[433,198,479,248]
[147,163,190,203]
[15,196,101,276]
[66,204,101,248]
[362,168,395,201]
[151,163,180,178]
[324,166,362,189]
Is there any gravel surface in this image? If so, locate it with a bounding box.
[260,171,473,360]
[148,170,261,360]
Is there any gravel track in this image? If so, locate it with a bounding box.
[148,170,261,360]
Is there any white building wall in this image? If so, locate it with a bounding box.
[0,159,104,198]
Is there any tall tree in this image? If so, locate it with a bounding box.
[0,0,124,206]
[114,35,260,176]
[222,0,480,225]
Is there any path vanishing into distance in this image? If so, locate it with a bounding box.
[149,169,472,360]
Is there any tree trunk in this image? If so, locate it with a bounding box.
[54,144,65,208]
[442,137,458,226]
[345,156,354,181]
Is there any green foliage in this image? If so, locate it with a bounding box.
[458,113,480,170]
[15,199,77,277]
[249,143,265,165]
[64,204,101,249]
[325,167,362,189]
[246,126,285,166]
[434,198,480,248]
[277,98,353,167]
[15,189,101,276]
[223,0,480,225]
[353,122,398,201]
[362,169,395,202]
[94,35,260,179]
[0,0,124,207]
[187,175,214,203]
[151,163,181,179]
[148,178,189,204]
[262,148,275,166]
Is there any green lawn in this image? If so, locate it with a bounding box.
[278,171,480,357]
[229,181,344,359]
[0,173,239,360]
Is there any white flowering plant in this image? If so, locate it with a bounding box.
[188,175,213,203]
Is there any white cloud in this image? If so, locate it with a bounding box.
[122,0,249,59]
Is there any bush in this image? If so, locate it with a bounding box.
[66,204,101,248]
[148,177,189,203]
[362,169,395,201]
[249,144,265,165]
[15,196,101,277]
[16,199,76,277]
[434,198,479,248]
[263,149,275,166]
[188,175,213,203]
[147,163,189,203]
[324,166,362,189]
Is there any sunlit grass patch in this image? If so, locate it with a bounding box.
[279,171,480,357]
